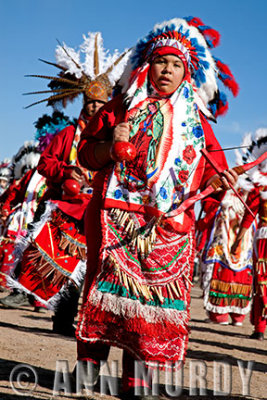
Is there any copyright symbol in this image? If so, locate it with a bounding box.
[10,364,38,395]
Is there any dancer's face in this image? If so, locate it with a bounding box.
[84,99,106,117]
[150,54,185,94]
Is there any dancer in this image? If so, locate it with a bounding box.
[10,32,129,336]
[200,186,255,326]
[0,113,74,307]
[232,128,267,340]
[0,159,12,196]
[76,16,239,398]
[0,141,44,301]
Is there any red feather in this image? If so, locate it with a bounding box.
[136,64,150,88]
[202,28,220,47]
[187,17,205,27]
[216,59,234,77]
[215,101,228,117]
[219,76,239,97]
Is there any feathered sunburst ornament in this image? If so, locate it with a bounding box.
[24,32,130,109]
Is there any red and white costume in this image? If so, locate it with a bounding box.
[200,188,255,325]
[241,186,267,333]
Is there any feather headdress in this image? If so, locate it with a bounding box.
[0,159,12,183]
[12,141,41,180]
[34,111,76,152]
[235,128,267,192]
[118,16,239,119]
[24,32,130,109]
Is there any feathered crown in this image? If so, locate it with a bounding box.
[24,32,130,109]
[118,16,239,119]
[12,141,41,180]
[235,128,267,192]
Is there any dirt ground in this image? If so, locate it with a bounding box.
[0,284,266,400]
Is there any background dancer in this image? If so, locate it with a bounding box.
[232,128,267,340]
[10,32,129,336]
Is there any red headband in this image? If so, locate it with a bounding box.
[150,46,188,75]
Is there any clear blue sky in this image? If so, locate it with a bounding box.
[1,0,267,166]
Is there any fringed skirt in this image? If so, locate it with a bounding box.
[76,208,195,369]
[10,207,87,309]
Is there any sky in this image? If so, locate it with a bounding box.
[1,0,267,167]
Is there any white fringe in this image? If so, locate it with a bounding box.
[6,201,86,311]
[6,257,86,311]
[89,288,188,328]
[205,301,251,315]
[12,201,57,269]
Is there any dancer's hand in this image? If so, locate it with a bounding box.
[113,122,130,143]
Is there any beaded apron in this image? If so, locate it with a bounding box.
[77,208,195,367]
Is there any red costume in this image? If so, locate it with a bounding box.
[200,189,255,325]
[0,169,47,289]
[240,186,267,334]
[14,120,91,308]
[75,17,239,396]
[76,95,228,386]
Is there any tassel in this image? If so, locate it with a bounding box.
[183,273,193,286]
[166,284,174,301]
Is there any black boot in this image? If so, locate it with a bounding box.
[250,331,264,341]
[52,283,80,337]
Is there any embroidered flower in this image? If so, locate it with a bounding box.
[181,122,186,127]
[175,157,182,165]
[183,145,197,165]
[192,125,204,138]
[215,245,224,256]
[159,187,167,199]
[114,189,122,199]
[178,170,189,183]
[183,87,189,98]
